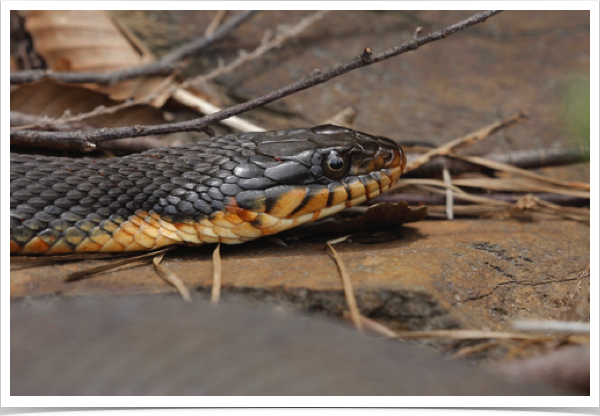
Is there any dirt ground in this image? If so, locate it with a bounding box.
[11,11,590,357]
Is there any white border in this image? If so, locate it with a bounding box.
[2,1,598,409]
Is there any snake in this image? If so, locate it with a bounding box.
[10,125,406,255]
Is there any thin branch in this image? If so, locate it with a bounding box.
[9,10,258,85]
[451,154,590,190]
[511,319,590,334]
[442,164,454,220]
[403,111,528,173]
[10,10,503,149]
[180,11,329,91]
[371,192,590,207]
[11,11,326,137]
[205,11,228,37]
[403,147,590,178]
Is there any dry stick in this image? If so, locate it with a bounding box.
[450,154,591,190]
[205,11,228,36]
[321,106,358,129]
[211,243,222,305]
[403,111,528,173]
[327,242,363,332]
[12,11,326,137]
[153,251,192,302]
[396,180,510,206]
[372,192,590,207]
[403,147,590,179]
[511,320,590,334]
[342,311,397,338]
[396,178,590,200]
[10,10,503,148]
[180,11,329,91]
[442,165,454,220]
[172,89,266,132]
[64,247,173,281]
[450,341,499,359]
[449,177,590,198]
[409,183,589,220]
[10,111,85,131]
[391,329,556,341]
[10,10,258,85]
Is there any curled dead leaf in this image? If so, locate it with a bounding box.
[22,10,172,106]
[11,79,166,129]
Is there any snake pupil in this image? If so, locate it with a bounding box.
[328,155,345,171]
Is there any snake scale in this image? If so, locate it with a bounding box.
[10,125,405,255]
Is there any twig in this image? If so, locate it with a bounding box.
[180,11,328,91]
[442,164,454,220]
[63,247,173,281]
[10,111,88,131]
[10,10,503,148]
[10,11,258,85]
[11,11,326,137]
[153,251,192,302]
[392,329,556,340]
[403,111,528,173]
[511,320,590,334]
[403,147,590,179]
[450,341,499,359]
[211,243,222,305]
[342,312,396,337]
[321,106,358,128]
[327,241,363,332]
[205,11,228,36]
[450,154,590,190]
[395,178,590,200]
[371,192,590,207]
[172,89,266,132]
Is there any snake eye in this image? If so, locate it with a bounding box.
[383,151,394,164]
[322,151,349,179]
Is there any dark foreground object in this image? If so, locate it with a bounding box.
[12,297,555,396]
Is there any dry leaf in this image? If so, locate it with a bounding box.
[10,79,166,129]
[22,10,171,106]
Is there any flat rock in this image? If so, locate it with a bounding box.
[11,219,590,332]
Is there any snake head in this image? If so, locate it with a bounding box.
[233,125,406,225]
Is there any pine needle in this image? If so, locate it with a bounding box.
[211,243,222,305]
[327,241,363,332]
[153,251,192,302]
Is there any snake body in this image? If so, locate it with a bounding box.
[10,125,405,255]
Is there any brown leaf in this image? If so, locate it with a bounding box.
[22,10,172,106]
[10,79,166,129]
